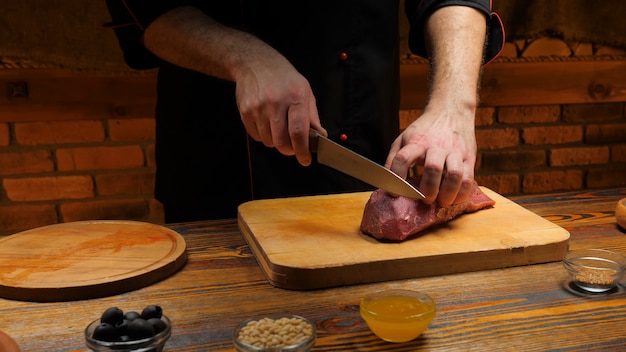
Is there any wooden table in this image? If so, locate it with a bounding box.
[1,188,625,351]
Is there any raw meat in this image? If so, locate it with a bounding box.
[360,179,495,241]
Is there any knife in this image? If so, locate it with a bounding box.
[309,129,425,199]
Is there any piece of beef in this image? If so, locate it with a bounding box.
[360,179,495,241]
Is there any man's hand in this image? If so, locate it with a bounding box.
[143,6,326,167]
[385,5,487,206]
[235,57,326,166]
[386,108,477,207]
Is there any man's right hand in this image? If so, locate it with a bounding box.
[143,6,326,166]
[234,56,326,167]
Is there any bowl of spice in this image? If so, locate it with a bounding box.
[233,315,316,352]
[563,248,626,293]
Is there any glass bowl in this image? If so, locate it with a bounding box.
[85,315,171,352]
[360,289,436,343]
[233,315,316,352]
[563,249,626,293]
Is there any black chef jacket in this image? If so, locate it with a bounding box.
[105,0,504,222]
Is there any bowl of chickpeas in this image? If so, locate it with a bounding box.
[233,315,316,352]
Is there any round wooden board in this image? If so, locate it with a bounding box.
[0,330,20,352]
[0,220,187,302]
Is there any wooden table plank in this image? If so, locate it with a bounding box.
[0,189,624,351]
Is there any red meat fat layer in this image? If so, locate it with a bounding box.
[360,181,495,242]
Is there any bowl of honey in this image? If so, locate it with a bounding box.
[360,289,436,343]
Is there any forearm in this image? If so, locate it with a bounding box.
[424,6,487,115]
[387,6,487,204]
[142,6,322,165]
[142,6,289,82]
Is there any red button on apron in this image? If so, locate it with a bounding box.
[340,133,348,141]
[339,52,348,61]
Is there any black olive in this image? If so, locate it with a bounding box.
[100,307,124,325]
[124,311,141,321]
[115,319,129,335]
[140,305,163,320]
[147,318,167,334]
[127,318,156,339]
[95,305,165,342]
[92,322,119,342]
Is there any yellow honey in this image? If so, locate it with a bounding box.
[360,293,435,343]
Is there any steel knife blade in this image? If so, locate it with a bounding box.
[309,129,425,199]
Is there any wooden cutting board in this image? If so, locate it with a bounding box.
[0,220,187,302]
[238,188,570,290]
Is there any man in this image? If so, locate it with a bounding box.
[104,1,504,222]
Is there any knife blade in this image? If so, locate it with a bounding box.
[309,129,425,199]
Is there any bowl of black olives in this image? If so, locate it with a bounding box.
[84,305,171,352]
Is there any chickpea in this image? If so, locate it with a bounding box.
[237,317,314,348]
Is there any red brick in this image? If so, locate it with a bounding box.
[481,150,546,171]
[587,167,626,189]
[613,144,626,163]
[499,42,517,58]
[562,103,624,123]
[61,199,149,222]
[522,125,583,145]
[148,198,165,224]
[475,107,496,127]
[550,147,610,167]
[476,128,519,150]
[0,123,9,146]
[522,170,584,193]
[475,174,520,195]
[399,109,423,130]
[109,118,156,142]
[146,143,156,167]
[3,176,94,201]
[57,146,144,171]
[498,105,560,124]
[96,171,155,196]
[586,123,626,144]
[593,46,626,56]
[521,37,571,57]
[0,204,57,234]
[14,120,105,145]
[0,150,54,176]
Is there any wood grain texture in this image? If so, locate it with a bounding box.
[0,220,187,301]
[400,59,626,109]
[616,197,626,229]
[2,59,625,123]
[0,189,624,351]
[238,188,570,290]
[0,70,156,122]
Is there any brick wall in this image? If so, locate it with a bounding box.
[0,117,162,235]
[1,38,626,235]
[400,101,626,196]
[399,39,626,196]
[477,102,624,194]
